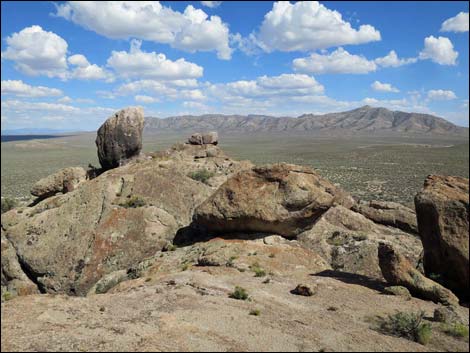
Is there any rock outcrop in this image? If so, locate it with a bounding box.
[96,107,144,170]
[378,243,459,305]
[188,132,219,145]
[1,143,249,296]
[298,205,422,280]
[193,164,355,238]
[30,167,87,200]
[414,175,469,300]
[352,200,418,234]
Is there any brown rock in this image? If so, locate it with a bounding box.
[291,284,315,296]
[188,133,203,145]
[202,132,218,145]
[30,167,87,199]
[378,243,459,305]
[352,200,418,234]
[96,107,144,170]
[193,164,355,238]
[414,175,469,300]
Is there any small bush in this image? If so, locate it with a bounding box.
[442,323,469,340]
[250,262,266,277]
[378,310,432,345]
[1,198,18,213]
[249,309,261,316]
[226,256,237,267]
[188,169,215,184]
[269,253,276,258]
[2,291,13,302]
[120,195,146,208]
[229,286,249,300]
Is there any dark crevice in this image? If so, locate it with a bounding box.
[16,255,48,294]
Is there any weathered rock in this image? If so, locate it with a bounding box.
[202,132,218,145]
[352,200,418,234]
[298,205,422,280]
[1,144,251,297]
[383,286,411,300]
[96,107,144,169]
[188,132,218,145]
[188,133,203,145]
[378,243,459,305]
[433,304,460,323]
[1,231,39,297]
[30,167,87,199]
[193,164,355,238]
[414,175,469,300]
[291,284,315,296]
[87,270,129,295]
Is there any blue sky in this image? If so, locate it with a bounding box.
[1,1,469,131]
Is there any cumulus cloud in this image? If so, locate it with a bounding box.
[1,80,63,97]
[135,95,159,104]
[371,81,400,93]
[419,36,458,65]
[107,39,203,80]
[68,54,114,81]
[55,1,232,59]
[427,89,457,100]
[1,25,68,78]
[200,1,222,8]
[374,50,418,68]
[293,48,377,74]
[441,12,469,33]
[251,1,380,52]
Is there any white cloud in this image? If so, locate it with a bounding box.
[55,2,232,59]
[200,1,222,8]
[68,54,114,81]
[1,80,63,97]
[371,81,400,93]
[374,50,418,68]
[252,1,380,52]
[441,12,469,33]
[107,39,203,80]
[115,79,206,101]
[183,101,211,110]
[427,89,457,100]
[293,48,377,74]
[1,25,68,78]
[419,36,458,65]
[135,95,159,104]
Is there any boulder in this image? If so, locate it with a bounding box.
[31,167,87,199]
[202,132,218,145]
[96,107,144,169]
[188,133,203,145]
[414,175,469,300]
[297,205,422,280]
[383,286,412,300]
[193,164,355,238]
[352,200,418,234]
[378,243,459,305]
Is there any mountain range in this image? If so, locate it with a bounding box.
[145,106,468,137]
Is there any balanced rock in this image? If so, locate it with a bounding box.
[193,164,355,238]
[31,167,87,199]
[378,242,459,305]
[414,175,469,300]
[352,200,418,234]
[96,107,144,170]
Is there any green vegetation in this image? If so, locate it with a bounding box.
[1,291,13,302]
[119,195,146,208]
[378,311,432,345]
[1,197,18,213]
[226,256,237,267]
[250,262,266,277]
[249,309,261,316]
[229,286,249,300]
[188,168,215,184]
[442,323,469,340]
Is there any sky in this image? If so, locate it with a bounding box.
[1,1,469,131]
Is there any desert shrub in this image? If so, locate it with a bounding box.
[226,256,237,267]
[442,323,469,340]
[120,195,146,208]
[249,309,261,316]
[378,310,432,345]
[269,253,276,258]
[188,169,215,184]
[1,197,18,213]
[1,291,13,302]
[229,286,249,300]
[250,262,266,277]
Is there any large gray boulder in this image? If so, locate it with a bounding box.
[96,107,144,170]
[414,175,469,300]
